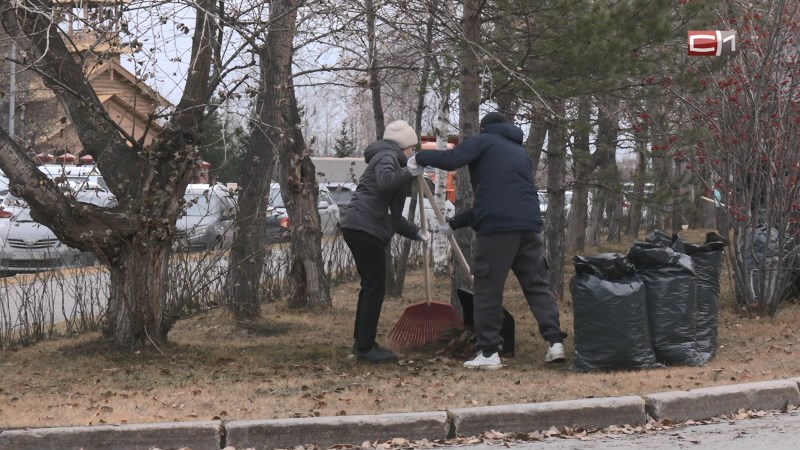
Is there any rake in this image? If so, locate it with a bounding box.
[387,175,464,349]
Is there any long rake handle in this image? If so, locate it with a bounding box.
[417,176,433,306]
[418,176,472,275]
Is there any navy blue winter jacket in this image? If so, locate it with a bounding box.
[414,123,543,235]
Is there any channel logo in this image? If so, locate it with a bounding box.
[688,31,737,56]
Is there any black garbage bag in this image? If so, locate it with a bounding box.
[570,253,661,371]
[646,229,686,253]
[628,242,704,366]
[685,232,728,362]
[741,225,798,306]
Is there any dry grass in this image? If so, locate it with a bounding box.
[1,228,799,429]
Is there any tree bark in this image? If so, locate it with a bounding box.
[106,241,170,348]
[365,0,385,139]
[225,0,296,319]
[626,117,649,238]
[597,97,622,243]
[431,67,452,277]
[451,0,481,309]
[280,74,331,309]
[545,98,566,301]
[525,103,548,177]
[566,96,591,252]
[392,10,435,296]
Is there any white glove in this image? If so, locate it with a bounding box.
[417,229,431,242]
[407,155,425,176]
[438,222,455,237]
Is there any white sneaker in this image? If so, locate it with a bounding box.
[464,351,503,370]
[545,342,566,363]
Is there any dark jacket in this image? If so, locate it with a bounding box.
[341,140,420,243]
[414,123,543,234]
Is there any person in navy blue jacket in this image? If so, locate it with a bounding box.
[410,112,567,369]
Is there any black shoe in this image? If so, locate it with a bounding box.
[352,341,390,355]
[356,346,398,363]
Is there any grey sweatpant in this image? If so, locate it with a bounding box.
[471,231,567,353]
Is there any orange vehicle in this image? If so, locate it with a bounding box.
[419,141,457,203]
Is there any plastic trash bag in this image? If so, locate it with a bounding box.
[646,229,685,253]
[741,225,798,306]
[570,253,661,371]
[685,232,728,362]
[628,242,704,366]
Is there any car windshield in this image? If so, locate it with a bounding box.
[183,193,213,217]
[269,187,285,208]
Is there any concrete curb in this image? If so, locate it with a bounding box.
[225,411,449,450]
[645,379,800,422]
[3,378,800,449]
[449,396,646,438]
[0,420,222,450]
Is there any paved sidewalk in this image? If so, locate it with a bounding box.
[0,377,798,450]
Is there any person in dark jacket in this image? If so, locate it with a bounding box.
[411,112,567,369]
[341,120,428,363]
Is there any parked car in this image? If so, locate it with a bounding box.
[265,183,341,241]
[0,188,112,276]
[174,183,237,251]
[0,207,86,276]
[39,164,107,191]
[322,182,357,215]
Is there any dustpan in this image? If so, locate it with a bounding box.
[387,176,463,349]
[456,287,516,357]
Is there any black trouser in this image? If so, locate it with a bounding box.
[471,231,567,353]
[343,228,388,353]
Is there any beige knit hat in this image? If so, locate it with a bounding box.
[383,120,418,149]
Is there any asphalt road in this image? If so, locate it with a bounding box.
[440,411,800,450]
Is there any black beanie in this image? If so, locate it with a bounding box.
[479,112,508,130]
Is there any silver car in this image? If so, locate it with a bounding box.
[174,183,237,251]
[0,206,83,276]
[265,183,341,241]
[0,187,115,276]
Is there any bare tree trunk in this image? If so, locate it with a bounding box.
[391,189,417,298]
[626,118,649,238]
[106,242,170,348]
[392,10,435,297]
[586,187,606,248]
[225,0,296,319]
[566,96,591,252]
[365,0,385,139]
[525,103,548,177]
[545,98,566,300]
[597,97,622,243]
[451,0,481,308]
[280,75,331,309]
[432,69,452,276]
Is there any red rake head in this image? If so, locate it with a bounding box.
[387,302,464,349]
